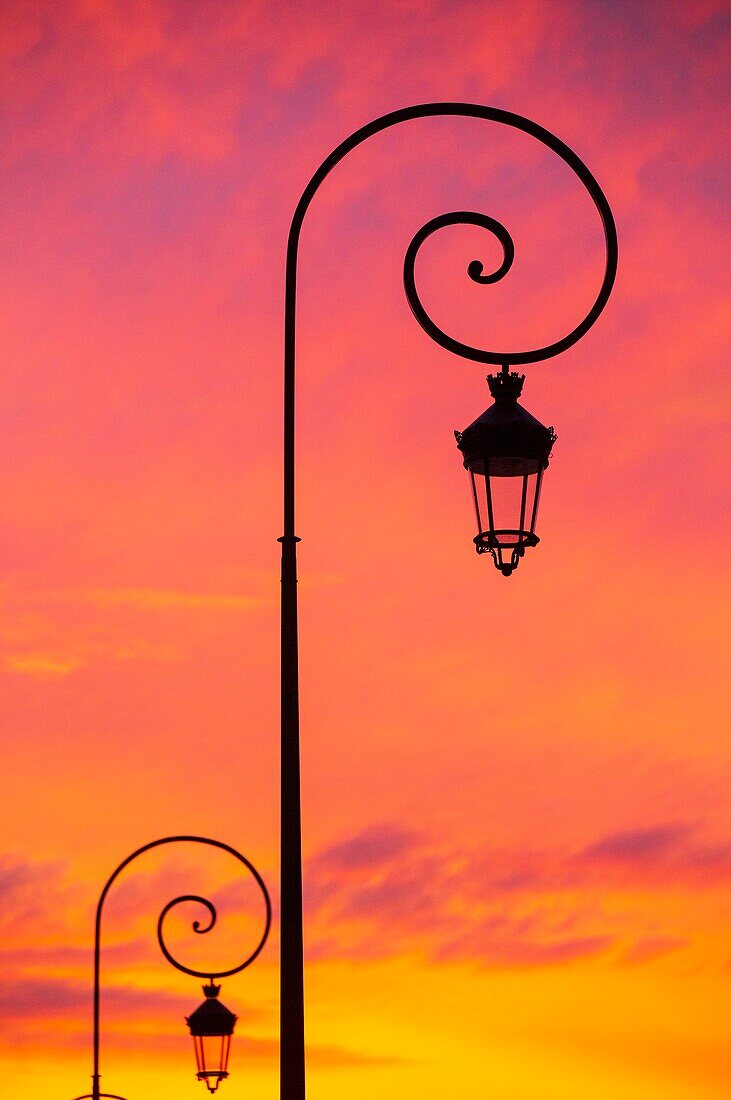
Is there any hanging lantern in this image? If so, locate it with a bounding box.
[186,982,237,1093]
[455,368,556,576]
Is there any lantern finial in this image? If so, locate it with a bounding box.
[487,368,525,402]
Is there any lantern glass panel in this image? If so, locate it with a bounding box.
[469,457,544,575]
[192,1033,231,1092]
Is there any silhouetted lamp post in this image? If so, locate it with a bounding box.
[279,102,616,1098]
[72,836,271,1100]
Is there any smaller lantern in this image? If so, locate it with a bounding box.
[186,982,238,1093]
[455,368,556,576]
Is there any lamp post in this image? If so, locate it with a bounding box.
[72,835,271,1100]
[279,103,616,1098]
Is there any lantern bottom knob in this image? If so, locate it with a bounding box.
[198,1070,229,1093]
[474,532,537,575]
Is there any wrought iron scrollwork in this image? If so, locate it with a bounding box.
[397,114,617,366]
[157,880,270,979]
[403,209,516,364]
[286,103,617,399]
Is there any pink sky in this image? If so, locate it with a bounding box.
[0,2,729,1098]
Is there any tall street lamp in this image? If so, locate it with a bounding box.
[279,103,617,1098]
[71,835,271,1100]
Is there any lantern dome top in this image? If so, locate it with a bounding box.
[186,983,237,1037]
[456,372,555,476]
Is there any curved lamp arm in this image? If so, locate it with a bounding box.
[279,102,617,1100]
[84,835,271,1100]
[283,100,617,536]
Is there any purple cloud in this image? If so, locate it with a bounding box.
[0,855,67,899]
[0,976,186,1017]
[302,819,728,971]
[579,822,695,862]
[478,936,612,968]
[681,841,731,877]
[314,823,422,873]
[304,824,618,969]
[0,854,70,937]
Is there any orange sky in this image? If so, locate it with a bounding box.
[1,1,729,1098]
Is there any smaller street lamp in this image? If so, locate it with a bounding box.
[187,982,238,1093]
[72,836,271,1100]
[455,366,556,575]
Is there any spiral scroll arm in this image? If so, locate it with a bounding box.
[284,101,618,532]
[90,835,271,1100]
[157,880,270,979]
[397,112,617,366]
[403,210,517,364]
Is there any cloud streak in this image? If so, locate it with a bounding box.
[301,819,723,969]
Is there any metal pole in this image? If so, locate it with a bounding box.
[279,529,304,1098]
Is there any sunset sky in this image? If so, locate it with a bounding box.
[1,1,729,1098]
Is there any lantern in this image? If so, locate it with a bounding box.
[455,369,556,576]
[186,982,237,1093]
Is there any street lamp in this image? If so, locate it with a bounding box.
[72,835,271,1100]
[455,367,556,575]
[279,103,616,1099]
[186,982,237,1093]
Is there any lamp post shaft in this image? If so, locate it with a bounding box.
[280,144,306,1093]
[279,533,305,1098]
